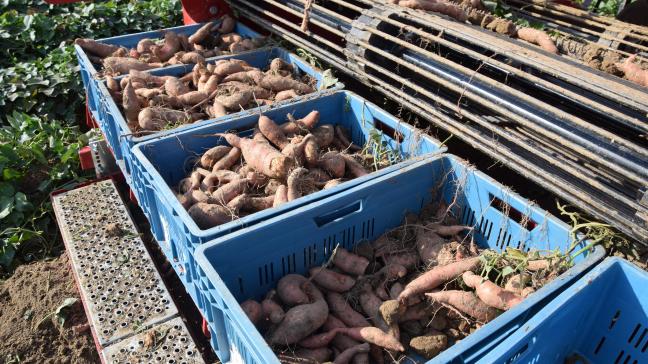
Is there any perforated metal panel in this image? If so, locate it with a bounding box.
[52,179,204,364]
[102,317,202,364]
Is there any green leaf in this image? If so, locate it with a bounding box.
[0,182,15,197]
[506,247,527,261]
[13,193,32,212]
[0,196,15,219]
[320,69,339,90]
[0,243,15,269]
[501,266,516,277]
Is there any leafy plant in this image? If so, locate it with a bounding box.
[35,297,78,329]
[0,113,90,271]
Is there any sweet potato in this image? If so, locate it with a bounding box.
[378,300,403,326]
[103,57,157,74]
[287,167,309,201]
[416,229,445,265]
[153,31,181,62]
[275,89,299,102]
[210,178,247,204]
[326,292,370,328]
[268,282,328,345]
[188,203,232,229]
[340,154,368,178]
[398,0,468,22]
[201,170,241,191]
[336,327,404,352]
[138,107,190,130]
[165,77,190,97]
[333,248,370,276]
[333,343,371,364]
[309,267,356,293]
[209,100,228,118]
[259,115,289,149]
[618,55,648,87]
[299,328,343,349]
[282,134,315,165]
[273,185,288,207]
[335,126,361,151]
[429,224,471,237]
[201,74,221,94]
[383,252,419,270]
[410,332,447,359]
[323,179,344,190]
[189,170,202,190]
[399,302,430,322]
[504,273,530,295]
[398,257,481,303]
[220,133,291,179]
[106,76,120,93]
[262,294,286,325]
[425,290,499,322]
[220,33,243,45]
[134,87,163,98]
[212,147,241,171]
[223,69,264,84]
[218,15,236,34]
[200,145,232,168]
[516,27,558,54]
[260,75,315,93]
[312,125,335,148]
[122,79,140,124]
[241,299,262,325]
[178,90,209,105]
[216,89,252,110]
[281,111,320,135]
[277,274,309,306]
[179,51,206,65]
[320,152,346,178]
[189,22,215,44]
[228,194,274,212]
[214,60,245,77]
[75,38,121,58]
[462,271,522,310]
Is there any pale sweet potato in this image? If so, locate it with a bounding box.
[462,271,523,310]
[189,22,215,44]
[259,115,289,149]
[320,151,346,178]
[103,57,158,74]
[326,292,370,328]
[220,133,291,179]
[425,290,499,322]
[213,147,241,171]
[287,167,309,201]
[260,75,315,93]
[138,107,190,131]
[398,257,481,303]
[188,203,232,229]
[333,248,370,276]
[200,145,232,168]
[165,77,190,97]
[273,185,288,207]
[336,327,404,352]
[75,38,122,58]
[122,79,140,124]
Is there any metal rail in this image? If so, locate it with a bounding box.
[229,0,648,242]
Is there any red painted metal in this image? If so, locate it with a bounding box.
[201,316,211,338]
[85,94,98,129]
[79,146,94,171]
[181,0,231,24]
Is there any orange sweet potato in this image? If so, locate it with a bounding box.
[462,271,523,310]
[336,327,404,352]
[153,31,181,62]
[212,147,241,171]
[259,115,289,149]
[75,38,122,58]
[122,79,140,124]
[138,107,191,131]
[425,290,499,322]
[273,185,288,207]
[618,55,648,87]
[516,27,558,54]
[220,133,291,179]
[260,75,315,93]
[280,111,320,135]
[398,257,481,303]
[274,89,299,102]
[188,203,232,229]
[188,22,216,44]
[200,145,232,168]
[287,167,309,201]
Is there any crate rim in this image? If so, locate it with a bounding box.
[131,89,445,238]
[193,153,604,364]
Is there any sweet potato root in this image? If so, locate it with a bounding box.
[320,152,346,178]
[200,145,232,168]
[259,115,289,149]
[262,294,286,325]
[103,57,158,74]
[410,332,448,359]
[75,38,121,58]
[213,147,241,171]
[189,22,215,44]
[153,31,181,62]
[260,75,315,93]
[287,167,309,201]
[516,27,559,54]
[398,257,481,303]
[277,274,309,306]
[326,292,370,328]
[122,79,140,124]
[333,248,370,276]
[334,343,370,364]
[299,328,342,349]
[618,55,648,87]
[273,185,288,207]
[336,327,404,352]
[188,203,232,229]
[138,107,190,131]
[218,15,236,34]
[268,283,328,345]
[281,111,320,135]
[220,133,291,179]
[340,154,368,178]
[241,299,262,325]
[275,89,299,102]
[309,267,356,293]
[425,290,499,322]
[462,271,522,310]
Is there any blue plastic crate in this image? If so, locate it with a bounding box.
[478,257,646,364]
[75,21,261,116]
[193,154,605,364]
[130,90,444,302]
[96,47,342,182]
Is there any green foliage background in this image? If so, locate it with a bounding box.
[0,0,182,273]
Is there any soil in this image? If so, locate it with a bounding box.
[0,254,99,364]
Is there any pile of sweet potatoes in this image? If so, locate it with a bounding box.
[75,15,265,76]
[176,112,393,230]
[238,202,571,363]
[104,57,317,132]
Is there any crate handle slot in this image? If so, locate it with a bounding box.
[488,194,537,230]
[374,117,404,143]
[313,200,363,227]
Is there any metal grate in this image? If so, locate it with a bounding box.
[102,317,202,364]
[231,0,648,242]
[53,180,180,348]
